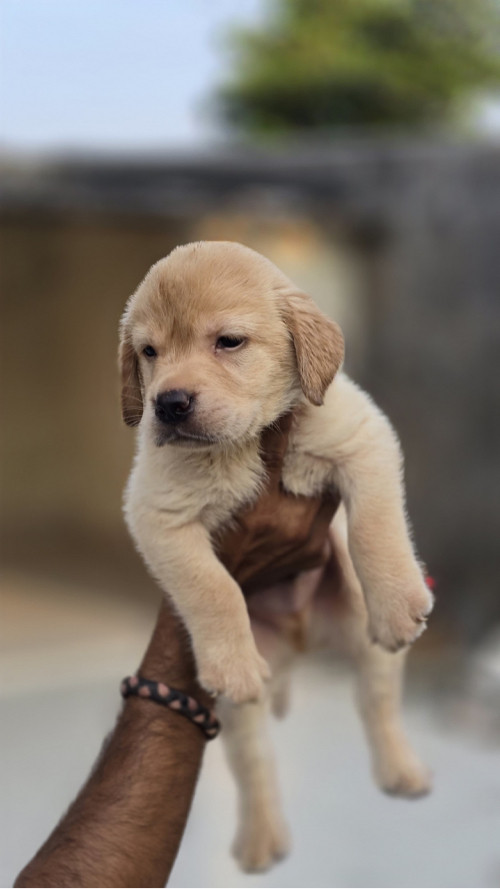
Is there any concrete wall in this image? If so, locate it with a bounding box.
[2,143,499,640]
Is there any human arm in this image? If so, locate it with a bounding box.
[15,417,339,888]
[15,603,209,889]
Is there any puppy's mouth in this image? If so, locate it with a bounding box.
[154,425,219,448]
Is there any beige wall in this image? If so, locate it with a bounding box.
[1,214,192,538]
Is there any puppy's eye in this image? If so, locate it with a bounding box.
[216,335,245,350]
[142,345,157,358]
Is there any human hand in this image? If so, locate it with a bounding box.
[217,412,339,593]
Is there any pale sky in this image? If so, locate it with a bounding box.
[2,0,500,156]
[0,0,266,154]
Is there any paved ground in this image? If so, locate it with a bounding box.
[2,572,500,888]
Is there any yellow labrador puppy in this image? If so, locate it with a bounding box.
[120,241,433,871]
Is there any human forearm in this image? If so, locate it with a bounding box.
[15,603,210,889]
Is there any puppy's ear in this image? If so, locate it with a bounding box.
[281,289,344,406]
[118,321,143,427]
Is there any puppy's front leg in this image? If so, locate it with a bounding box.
[128,512,269,702]
[330,380,433,651]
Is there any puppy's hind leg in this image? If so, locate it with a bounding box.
[217,625,293,873]
[329,507,432,798]
[354,642,432,797]
[218,694,290,873]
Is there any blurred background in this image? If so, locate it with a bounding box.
[1,1,500,886]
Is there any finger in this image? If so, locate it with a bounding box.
[259,411,294,488]
[313,489,341,528]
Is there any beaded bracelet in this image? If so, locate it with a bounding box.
[120,675,220,740]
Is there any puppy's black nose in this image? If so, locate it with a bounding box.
[155,390,195,425]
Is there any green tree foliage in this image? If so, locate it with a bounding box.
[219,0,500,133]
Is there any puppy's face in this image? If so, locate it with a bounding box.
[119,242,344,448]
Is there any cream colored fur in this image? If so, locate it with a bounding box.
[220,507,431,872]
[120,240,433,871]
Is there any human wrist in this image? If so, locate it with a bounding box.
[137,599,213,709]
[121,675,219,738]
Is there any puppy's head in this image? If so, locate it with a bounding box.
[119,241,344,447]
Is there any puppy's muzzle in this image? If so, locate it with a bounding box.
[155,389,195,425]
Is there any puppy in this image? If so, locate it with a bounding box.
[120,241,433,871]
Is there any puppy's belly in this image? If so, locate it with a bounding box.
[247,556,348,653]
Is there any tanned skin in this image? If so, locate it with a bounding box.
[15,416,339,888]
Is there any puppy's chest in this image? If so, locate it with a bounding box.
[151,446,266,531]
[200,451,266,530]
[138,422,335,532]
[194,446,331,529]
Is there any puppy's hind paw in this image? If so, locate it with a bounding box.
[232,813,290,873]
[375,751,433,799]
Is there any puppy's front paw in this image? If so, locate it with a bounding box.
[198,641,270,704]
[368,580,434,652]
[232,811,290,872]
